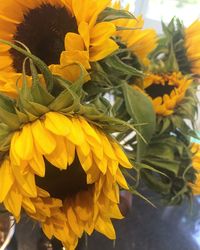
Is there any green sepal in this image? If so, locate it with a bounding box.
[18,97,44,117]
[28,102,50,115]
[15,109,29,124]
[0,123,12,152]
[0,133,13,152]
[49,88,78,111]
[0,94,16,113]
[31,82,55,106]
[0,107,20,130]
[23,110,39,122]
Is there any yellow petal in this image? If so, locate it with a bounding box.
[100,133,117,160]
[95,216,116,240]
[12,165,37,198]
[60,50,90,69]
[78,21,90,49]
[111,141,132,168]
[67,118,85,146]
[66,205,82,237]
[45,136,68,169]
[116,169,129,189]
[93,154,107,174]
[29,147,45,177]
[22,197,36,214]
[65,32,85,51]
[90,22,116,47]
[11,124,33,160]
[79,117,101,145]
[0,159,14,202]
[31,119,56,155]
[65,139,75,165]
[42,220,54,239]
[90,39,118,61]
[74,191,92,221]
[4,186,22,219]
[44,112,71,136]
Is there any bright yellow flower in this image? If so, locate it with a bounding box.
[143,72,192,116]
[0,112,132,249]
[185,20,200,74]
[111,1,157,66]
[0,0,118,89]
[189,143,200,195]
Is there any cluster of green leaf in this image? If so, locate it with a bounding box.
[136,19,200,205]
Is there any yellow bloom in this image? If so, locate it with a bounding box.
[142,72,192,116]
[188,143,200,195]
[0,0,118,91]
[185,20,200,74]
[111,1,157,66]
[0,112,132,249]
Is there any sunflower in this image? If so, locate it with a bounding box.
[188,143,200,195]
[143,72,192,116]
[0,53,132,249]
[0,0,118,78]
[0,112,131,249]
[184,20,200,75]
[111,1,157,66]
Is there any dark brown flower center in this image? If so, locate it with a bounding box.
[145,82,175,99]
[9,4,78,73]
[36,156,92,200]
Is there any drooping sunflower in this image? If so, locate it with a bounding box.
[0,58,132,249]
[143,72,192,116]
[0,0,119,80]
[1,113,131,249]
[188,143,200,195]
[111,1,157,66]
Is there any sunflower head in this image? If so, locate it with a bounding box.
[143,71,192,116]
[0,0,139,97]
[140,132,196,204]
[0,43,133,249]
[111,2,157,67]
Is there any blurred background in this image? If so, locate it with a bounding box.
[1,0,200,249]
[122,0,200,32]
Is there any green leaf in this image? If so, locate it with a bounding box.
[97,7,135,22]
[103,55,143,78]
[122,84,156,161]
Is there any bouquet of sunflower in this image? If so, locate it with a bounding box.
[0,0,199,249]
